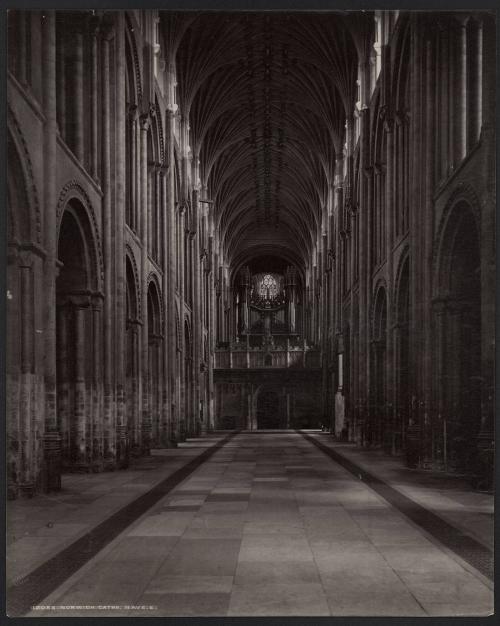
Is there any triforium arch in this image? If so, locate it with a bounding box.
[433,196,482,472]
[7,117,41,245]
[56,196,103,472]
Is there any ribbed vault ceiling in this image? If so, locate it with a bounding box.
[161,12,373,270]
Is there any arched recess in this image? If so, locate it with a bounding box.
[394,254,410,452]
[124,14,142,233]
[6,126,42,496]
[147,278,164,447]
[370,284,388,447]
[147,116,164,266]
[56,199,102,471]
[434,201,481,471]
[391,19,411,239]
[370,95,388,268]
[125,254,141,453]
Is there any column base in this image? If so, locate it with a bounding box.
[471,431,494,490]
[42,431,62,492]
[102,458,118,471]
[72,462,92,473]
[91,460,104,473]
[117,457,130,470]
[476,430,494,450]
[7,482,19,500]
[19,482,36,498]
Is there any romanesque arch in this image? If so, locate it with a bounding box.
[56,198,102,471]
[6,125,43,496]
[125,253,141,453]
[394,253,410,450]
[370,284,388,446]
[147,278,163,447]
[434,198,481,471]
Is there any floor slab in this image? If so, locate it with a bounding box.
[10,431,493,618]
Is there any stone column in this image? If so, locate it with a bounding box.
[18,12,27,84]
[474,27,495,462]
[208,252,216,431]
[56,19,66,138]
[155,167,162,262]
[56,304,69,461]
[134,113,141,232]
[89,17,100,180]
[358,107,370,438]
[334,181,343,334]
[42,10,61,492]
[166,104,178,443]
[140,113,151,454]
[384,115,396,453]
[192,189,202,436]
[92,297,103,469]
[422,36,436,464]
[115,13,128,467]
[178,208,187,441]
[101,22,116,468]
[19,261,34,494]
[474,19,483,144]
[73,26,84,164]
[456,17,468,161]
[408,15,425,460]
[432,298,448,468]
[73,303,88,470]
[160,167,172,445]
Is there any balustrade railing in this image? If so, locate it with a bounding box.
[214,340,321,369]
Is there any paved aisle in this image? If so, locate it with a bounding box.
[32,432,493,617]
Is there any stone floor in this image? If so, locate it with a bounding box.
[9,432,494,617]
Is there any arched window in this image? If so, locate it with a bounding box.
[259,274,278,299]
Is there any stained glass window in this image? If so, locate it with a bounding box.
[259,274,278,299]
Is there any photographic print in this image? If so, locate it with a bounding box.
[5,7,495,618]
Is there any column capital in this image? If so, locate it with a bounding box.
[431,295,451,313]
[383,117,394,134]
[346,197,358,216]
[139,114,150,132]
[451,13,471,28]
[58,291,93,308]
[148,102,157,119]
[128,103,139,122]
[87,13,101,38]
[100,15,116,41]
[395,109,410,127]
[126,317,142,330]
[91,292,105,310]
[379,106,394,133]
[18,251,34,269]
